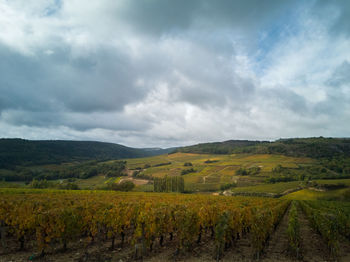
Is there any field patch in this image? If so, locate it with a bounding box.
[230,181,303,195]
[124,153,314,192]
[283,188,350,201]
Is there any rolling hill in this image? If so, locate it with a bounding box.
[0,138,170,168]
[176,137,350,158]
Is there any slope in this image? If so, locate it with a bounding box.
[0,138,169,168]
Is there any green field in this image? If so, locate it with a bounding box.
[314,178,350,186]
[283,188,350,201]
[125,152,314,192]
[4,152,350,197]
[230,181,303,194]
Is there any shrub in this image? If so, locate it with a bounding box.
[204,159,219,164]
[153,162,171,167]
[108,180,135,191]
[132,171,139,177]
[236,168,248,176]
[220,183,236,191]
[30,179,54,189]
[181,168,196,175]
[236,167,261,176]
[58,182,80,190]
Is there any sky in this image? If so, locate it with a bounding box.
[0,0,350,148]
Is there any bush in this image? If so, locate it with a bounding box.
[236,168,248,176]
[181,168,196,175]
[30,179,54,189]
[236,166,261,176]
[272,164,283,173]
[184,162,193,166]
[248,166,261,175]
[135,173,152,180]
[108,180,135,191]
[153,162,171,167]
[343,189,350,200]
[204,159,219,164]
[220,183,236,191]
[58,182,80,190]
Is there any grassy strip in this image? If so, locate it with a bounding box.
[300,201,339,258]
[231,181,303,194]
[250,200,291,259]
[305,200,350,241]
[286,201,300,259]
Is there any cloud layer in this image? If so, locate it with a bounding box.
[1,0,350,147]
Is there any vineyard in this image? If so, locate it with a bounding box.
[1,189,350,261]
[299,200,350,258]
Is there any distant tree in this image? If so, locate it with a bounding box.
[30,179,53,189]
[204,159,219,164]
[108,180,135,191]
[246,166,261,176]
[235,168,247,176]
[272,164,283,173]
[220,183,236,191]
[181,168,195,175]
[58,182,80,190]
[154,176,184,193]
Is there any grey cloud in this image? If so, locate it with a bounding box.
[118,0,294,36]
[313,0,350,35]
[0,43,148,114]
[312,61,350,116]
[260,89,309,115]
[174,72,256,109]
[1,109,151,132]
[1,110,62,128]
[0,45,55,112]
[136,34,257,109]
[326,61,350,87]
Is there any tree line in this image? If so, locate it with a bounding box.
[153,176,185,192]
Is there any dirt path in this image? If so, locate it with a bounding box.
[119,176,149,185]
[298,208,331,262]
[223,232,253,261]
[338,237,350,262]
[119,168,150,185]
[261,205,293,262]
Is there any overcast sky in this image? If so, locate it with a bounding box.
[0,0,350,148]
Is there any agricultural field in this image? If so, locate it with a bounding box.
[230,181,304,196]
[284,188,350,201]
[1,189,350,261]
[4,151,350,198]
[3,151,350,202]
[1,152,315,192]
[125,152,314,192]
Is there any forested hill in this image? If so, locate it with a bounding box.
[175,140,266,154]
[175,137,350,159]
[0,139,169,168]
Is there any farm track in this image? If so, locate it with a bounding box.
[338,237,350,262]
[222,231,253,261]
[298,208,331,262]
[261,204,293,262]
